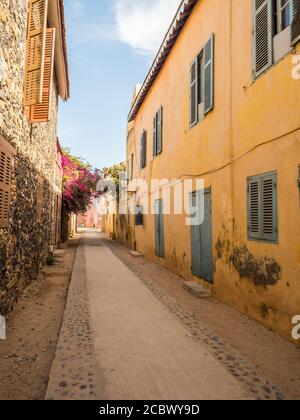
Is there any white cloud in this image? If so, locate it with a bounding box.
[114,0,181,57]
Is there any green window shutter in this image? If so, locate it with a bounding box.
[140,131,147,169]
[153,115,157,157]
[157,107,163,155]
[140,133,144,169]
[253,0,273,78]
[204,33,214,115]
[190,58,198,125]
[291,0,300,46]
[261,172,278,242]
[248,172,278,242]
[248,176,262,240]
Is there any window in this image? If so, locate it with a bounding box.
[0,135,14,229]
[135,206,144,226]
[253,0,300,78]
[127,154,134,181]
[277,0,293,32]
[291,0,300,44]
[140,131,147,169]
[247,171,278,242]
[130,154,134,180]
[24,0,56,122]
[153,107,163,157]
[189,34,214,127]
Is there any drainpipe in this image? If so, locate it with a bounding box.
[229,0,235,252]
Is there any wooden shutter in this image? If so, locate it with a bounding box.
[153,114,157,157]
[204,34,214,114]
[248,172,278,242]
[0,135,14,229]
[190,58,198,126]
[30,28,55,122]
[248,177,262,240]
[36,176,44,223]
[253,0,273,78]
[291,0,300,45]
[157,107,163,155]
[262,173,278,242]
[24,0,48,106]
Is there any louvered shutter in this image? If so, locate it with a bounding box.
[157,107,163,155]
[0,135,14,229]
[248,177,262,240]
[291,0,300,45]
[190,58,198,125]
[261,173,278,242]
[140,131,147,169]
[253,0,273,78]
[204,34,214,114]
[153,115,157,157]
[30,28,55,122]
[24,0,48,106]
[248,172,278,242]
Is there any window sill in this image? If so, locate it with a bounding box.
[247,237,279,245]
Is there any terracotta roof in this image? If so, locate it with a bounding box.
[59,0,70,99]
[128,0,197,122]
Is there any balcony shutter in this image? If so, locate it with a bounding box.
[24,0,48,106]
[253,0,273,78]
[291,0,300,45]
[262,173,278,242]
[153,114,157,157]
[204,34,214,114]
[0,135,14,229]
[157,107,163,155]
[190,58,198,125]
[30,28,56,122]
[248,177,262,240]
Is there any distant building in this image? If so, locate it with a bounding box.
[0,0,70,313]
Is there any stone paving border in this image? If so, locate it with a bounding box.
[45,237,98,400]
[105,239,286,401]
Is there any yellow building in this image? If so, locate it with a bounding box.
[113,0,300,341]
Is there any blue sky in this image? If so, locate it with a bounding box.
[58,0,180,169]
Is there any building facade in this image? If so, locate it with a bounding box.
[0,0,69,314]
[116,0,300,340]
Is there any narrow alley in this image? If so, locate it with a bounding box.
[45,230,299,401]
[1,0,300,404]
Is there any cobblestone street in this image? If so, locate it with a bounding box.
[45,230,300,400]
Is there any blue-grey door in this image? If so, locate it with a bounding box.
[191,189,214,283]
[155,199,164,258]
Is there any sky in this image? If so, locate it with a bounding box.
[58,0,181,169]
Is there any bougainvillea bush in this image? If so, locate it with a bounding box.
[62,150,102,215]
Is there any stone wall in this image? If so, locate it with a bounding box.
[0,0,61,313]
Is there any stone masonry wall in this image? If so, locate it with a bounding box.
[0,0,60,313]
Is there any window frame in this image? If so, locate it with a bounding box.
[277,0,293,32]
